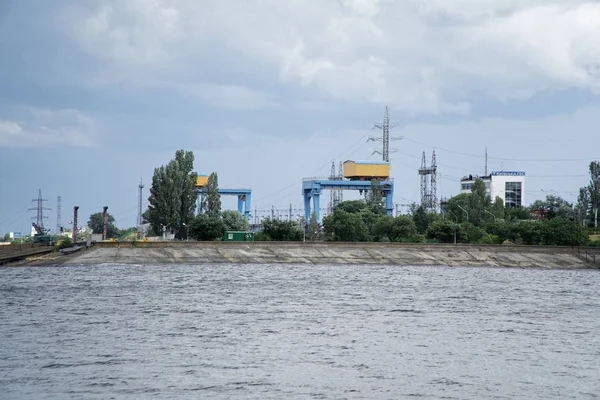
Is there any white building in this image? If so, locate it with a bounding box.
[460,171,525,207]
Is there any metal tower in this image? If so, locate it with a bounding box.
[419,151,438,211]
[329,161,336,215]
[337,161,344,205]
[370,106,403,162]
[29,189,50,229]
[56,196,62,234]
[137,179,144,226]
[328,161,345,215]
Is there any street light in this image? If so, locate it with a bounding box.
[484,210,497,221]
[457,205,469,223]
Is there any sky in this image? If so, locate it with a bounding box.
[1,0,600,235]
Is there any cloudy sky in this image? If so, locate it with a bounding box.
[1,0,599,234]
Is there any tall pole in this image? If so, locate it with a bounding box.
[72,206,79,243]
[485,147,488,176]
[137,179,144,226]
[56,196,62,234]
[103,206,108,240]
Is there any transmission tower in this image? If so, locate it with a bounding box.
[29,189,50,229]
[328,161,344,214]
[419,151,438,211]
[56,196,62,234]
[137,179,144,226]
[337,161,344,204]
[369,106,403,162]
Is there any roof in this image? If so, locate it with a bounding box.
[343,160,390,165]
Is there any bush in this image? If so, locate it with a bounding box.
[57,237,73,249]
[253,231,272,241]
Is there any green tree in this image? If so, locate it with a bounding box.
[483,219,510,243]
[576,187,590,227]
[189,214,225,241]
[445,193,470,223]
[146,150,198,239]
[412,205,436,234]
[530,195,573,220]
[368,179,384,206]
[540,217,588,246]
[336,200,368,214]
[222,210,249,231]
[426,219,461,243]
[468,178,491,226]
[489,196,505,221]
[505,206,531,222]
[205,172,221,218]
[261,218,303,241]
[510,221,543,245]
[373,215,417,242]
[323,209,368,242]
[88,212,119,238]
[307,211,319,241]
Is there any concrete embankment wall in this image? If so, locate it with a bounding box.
[61,242,600,269]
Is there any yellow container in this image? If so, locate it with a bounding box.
[195,175,209,188]
[343,160,390,180]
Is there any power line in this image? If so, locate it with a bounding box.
[253,129,372,204]
[404,138,591,162]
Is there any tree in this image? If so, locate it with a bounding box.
[576,187,590,227]
[426,219,461,243]
[510,221,543,245]
[373,215,417,242]
[222,210,249,231]
[261,218,303,241]
[490,196,505,221]
[205,172,221,218]
[307,211,319,241]
[88,212,119,238]
[505,206,531,222]
[540,217,588,246]
[146,150,198,239]
[323,209,368,242]
[588,161,600,228]
[468,178,491,226]
[412,205,436,234]
[336,200,368,214]
[188,214,225,241]
[368,179,384,207]
[444,193,470,223]
[530,195,573,220]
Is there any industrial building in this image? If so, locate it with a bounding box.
[460,171,526,208]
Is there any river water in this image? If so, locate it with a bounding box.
[1,264,599,399]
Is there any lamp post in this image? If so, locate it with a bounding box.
[457,205,469,223]
[484,210,497,221]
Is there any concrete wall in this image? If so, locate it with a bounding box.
[65,242,600,269]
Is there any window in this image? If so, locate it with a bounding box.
[505,182,522,208]
[461,183,472,191]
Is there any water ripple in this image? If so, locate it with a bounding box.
[1,264,599,399]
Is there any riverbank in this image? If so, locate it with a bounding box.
[6,242,599,269]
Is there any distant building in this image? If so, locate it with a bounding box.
[460,171,525,208]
